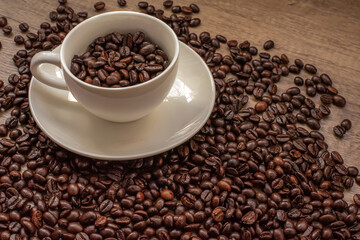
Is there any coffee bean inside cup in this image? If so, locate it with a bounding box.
[70,31,169,87]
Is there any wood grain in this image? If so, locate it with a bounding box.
[0,0,359,203]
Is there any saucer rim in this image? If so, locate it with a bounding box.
[29,41,215,160]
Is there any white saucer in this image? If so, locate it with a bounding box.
[29,42,215,160]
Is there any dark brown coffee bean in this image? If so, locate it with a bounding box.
[19,23,29,32]
[172,5,181,13]
[163,0,173,8]
[333,125,345,138]
[295,59,304,68]
[181,6,193,14]
[320,94,333,105]
[138,1,148,8]
[333,95,346,107]
[263,40,274,50]
[341,119,351,131]
[94,1,105,11]
[0,16,7,27]
[3,25,12,34]
[190,3,200,13]
[307,118,320,130]
[241,211,257,225]
[304,64,317,74]
[117,0,127,6]
[14,35,25,44]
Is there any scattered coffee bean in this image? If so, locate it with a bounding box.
[354,194,360,206]
[333,94,346,107]
[138,1,148,9]
[117,0,127,6]
[19,22,29,32]
[305,64,317,74]
[3,25,12,34]
[14,35,25,44]
[181,6,193,14]
[163,0,173,8]
[294,76,304,86]
[172,5,181,13]
[334,125,346,138]
[263,40,274,50]
[295,59,304,68]
[190,4,200,13]
[94,1,105,11]
[341,119,352,131]
[0,16,7,27]
[0,2,357,240]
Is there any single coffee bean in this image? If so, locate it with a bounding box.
[0,16,7,27]
[190,3,200,13]
[94,1,105,11]
[263,40,274,50]
[294,76,304,86]
[117,0,127,6]
[172,5,181,13]
[212,208,224,222]
[19,23,29,32]
[3,25,12,34]
[333,95,346,107]
[14,35,25,44]
[333,125,345,138]
[320,94,333,105]
[181,6,193,14]
[163,0,173,8]
[304,64,317,74]
[341,119,351,131]
[138,1,149,8]
[354,194,360,206]
[295,59,304,68]
[161,189,174,201]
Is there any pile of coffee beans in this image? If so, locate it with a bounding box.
[70,31,169,87]
[334,119,352,138]
[0,1,359,240]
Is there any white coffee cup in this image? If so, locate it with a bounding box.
[30,11,179,122]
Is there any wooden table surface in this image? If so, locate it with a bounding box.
[0,0,359,203]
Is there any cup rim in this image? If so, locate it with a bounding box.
[60,11,179,91]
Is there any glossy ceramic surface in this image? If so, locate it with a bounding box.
[29,42,215,160]
[30,11,179,122]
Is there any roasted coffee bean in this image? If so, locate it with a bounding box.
[190,3,200,13]
[172,5,181,13]
[161,189,174,201]
[19,23,29,32]
[3,25,12,34]
[163,0,173,8]
[295,59,304,68]
[341,119,352,131]
[305,64,317,74]
[138,1,149,8]
[333,125,346,138]
[71,31,168,87]
[263,40,274,50]
[14,35,25,44]
[320,94,333,105]
[333,95,346,107]
[117,0,127,6]
[94,1,105,11]
[0,16,7,27]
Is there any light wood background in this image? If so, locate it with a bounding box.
[0,0,359,203]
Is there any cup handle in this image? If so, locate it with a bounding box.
[30,51,68,90]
